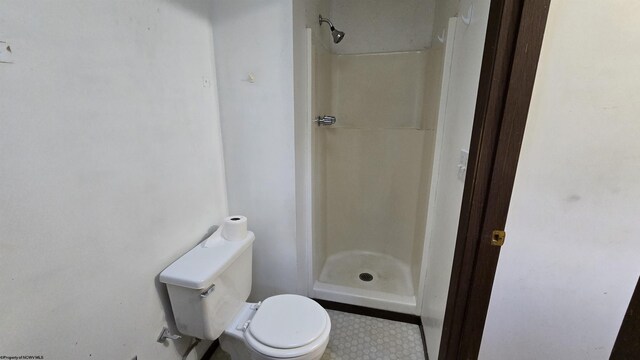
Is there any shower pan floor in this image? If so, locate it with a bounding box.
[314,251,417,314]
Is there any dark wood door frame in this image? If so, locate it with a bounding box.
[439,0,551,359]
[610,277,640,359]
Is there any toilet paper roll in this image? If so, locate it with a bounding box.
[221,215,248,241]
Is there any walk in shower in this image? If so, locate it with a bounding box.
[307,1,448,314]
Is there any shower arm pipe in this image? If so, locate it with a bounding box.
[319,15,336,31]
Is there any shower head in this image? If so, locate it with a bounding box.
[332,28,345,44]
[319,15,345,44]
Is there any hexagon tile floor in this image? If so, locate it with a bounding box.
[209,309,426,360]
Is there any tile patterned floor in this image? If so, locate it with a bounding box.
[210,309,426,360]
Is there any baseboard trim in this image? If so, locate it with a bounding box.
[419,322,430,360]
[313,298,420,325]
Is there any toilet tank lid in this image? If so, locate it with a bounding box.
[159,231,255,289]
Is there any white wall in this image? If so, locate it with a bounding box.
[420,0,491,357]
[480,1,640,359]
[328,0,435,54]
[211,0,300,300]
[0,1,227,359]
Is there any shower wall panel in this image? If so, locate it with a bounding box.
[412,46,446,292]
[322,50,432,270]
[324,128,425,264]
[311,37,333,281]
[331,51,427,129]
[328,0,435,54]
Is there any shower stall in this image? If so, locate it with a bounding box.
[305,7,453,314]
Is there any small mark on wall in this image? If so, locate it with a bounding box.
[566,194,581,203]
[0,41,13,63]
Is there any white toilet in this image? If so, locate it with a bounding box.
[159,217,331,360]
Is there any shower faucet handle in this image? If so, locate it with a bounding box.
[315,115,337,126]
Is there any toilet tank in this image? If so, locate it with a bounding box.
[159,230,255,340]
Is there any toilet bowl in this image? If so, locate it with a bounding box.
[158,216,331,360]
[220,295,331,360]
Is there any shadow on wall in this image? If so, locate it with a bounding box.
[168,0,276,30]
[163,0,214,23]
[143,3,226,356]
[149,0,215,342]
[149,0,226,338]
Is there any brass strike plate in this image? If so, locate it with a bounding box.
[491,230,506,246]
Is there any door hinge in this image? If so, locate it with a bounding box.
[491,230,506,246]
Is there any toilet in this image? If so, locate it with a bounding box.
[159,216,331,360]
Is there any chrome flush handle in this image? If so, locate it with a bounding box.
[200,284,216,298]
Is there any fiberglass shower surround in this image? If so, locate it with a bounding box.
[310,32,437,314]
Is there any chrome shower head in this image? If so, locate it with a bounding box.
[319,15,345,44]
[332,29,345,44]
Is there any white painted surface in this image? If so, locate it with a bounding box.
[420,0,492,355]
[328,0,435,54]
[0,41,13,63]
[0,1,226,359]
[210,0,299,301]
[480,1,640,359]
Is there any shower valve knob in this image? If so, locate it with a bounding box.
[315,115,337,126]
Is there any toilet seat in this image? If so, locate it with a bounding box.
[244,295,331,358]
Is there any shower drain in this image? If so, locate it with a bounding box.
[359,272,374,282]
